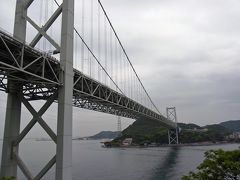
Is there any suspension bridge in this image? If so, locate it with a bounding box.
[0,0,178,179]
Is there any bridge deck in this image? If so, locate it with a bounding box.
[0,30,175,128]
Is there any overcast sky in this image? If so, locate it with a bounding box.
[0,0,240,138]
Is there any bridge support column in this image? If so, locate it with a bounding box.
[0,82,22,178]
[56,0,74,180]
[166,107,179,145]
[1,0,26,178]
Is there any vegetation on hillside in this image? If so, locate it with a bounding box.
[112,119,239,146]
[182,149,240,180]
[113,119,168,145]
[178,123,200,129]
[0,177,15,180]
[220,120,240,132]
[88,131,119,139]
[179,124,231,143]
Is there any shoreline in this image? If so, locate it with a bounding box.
[157,141,239,147]
[104,141,240,148]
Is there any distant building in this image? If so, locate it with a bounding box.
[122,138,133,146]
[193,128,208,132]
[227,132,240,140]
[185,128,208,132]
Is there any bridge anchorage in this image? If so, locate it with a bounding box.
[0,0,177,179]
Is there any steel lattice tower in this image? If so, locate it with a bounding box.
[166,107,179,144]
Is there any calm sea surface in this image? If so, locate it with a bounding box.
[0,140,239,180]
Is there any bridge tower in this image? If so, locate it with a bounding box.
[0,0,74,180]
[166,107,179,144]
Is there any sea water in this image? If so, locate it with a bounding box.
[0,140,239,180]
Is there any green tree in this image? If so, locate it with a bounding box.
[182,149,240,180]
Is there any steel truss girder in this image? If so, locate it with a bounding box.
[72,73,174,127]
[11,92,57,180]
[0,30,60,86]
[0,29,175,128]
[0,74,7,91]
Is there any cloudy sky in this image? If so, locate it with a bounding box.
[0,0,240,138]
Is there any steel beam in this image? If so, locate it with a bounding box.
[34,155,56,180]
[25,0,34,9]
[13,152,34,179]
[25,15,60,50]
[29,4,63,50]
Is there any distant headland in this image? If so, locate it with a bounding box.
[81,119,240,147]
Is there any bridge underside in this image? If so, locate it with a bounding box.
[0,30,175,128]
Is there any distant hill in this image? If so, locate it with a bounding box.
[116,119,168,144]
[179,124,231,144]
[89,131,119,140]
[220,120,240,132]
[178,123,201,130]
[112,119,238,145]
[203,124,232,134]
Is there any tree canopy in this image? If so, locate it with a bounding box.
[182,149,240,180]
